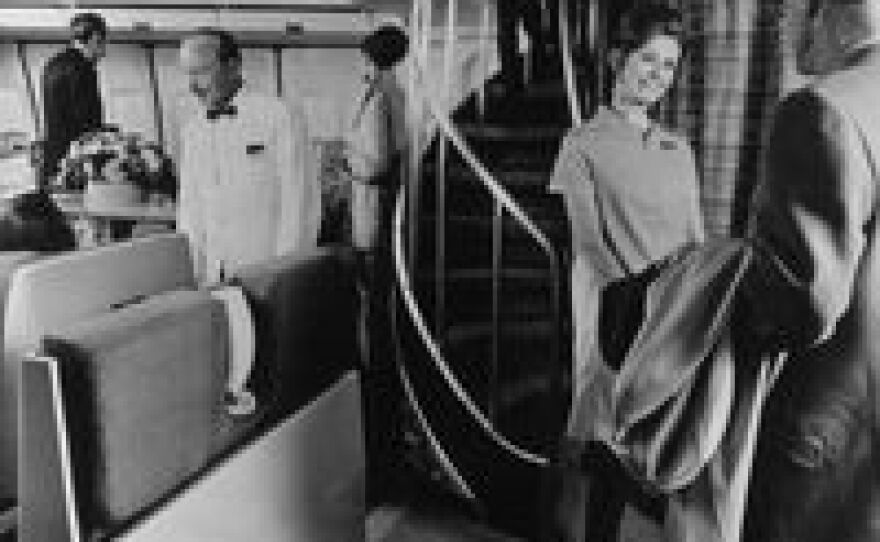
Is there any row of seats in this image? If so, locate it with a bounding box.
[0,234,364,540]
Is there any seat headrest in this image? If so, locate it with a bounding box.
[5,233,195,352]
[1,234,196,500]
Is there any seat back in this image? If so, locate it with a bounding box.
[20,289,226,541]
[17,245,364,540]
[3,234,195,498]
[0,251,39,501]
[233,247,359,417]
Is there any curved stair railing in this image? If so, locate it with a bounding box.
[392,180,554,468]
[390,0,589,504]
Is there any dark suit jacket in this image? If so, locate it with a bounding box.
[41,47,103,185]
[739,46,880,542]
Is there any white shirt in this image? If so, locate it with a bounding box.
[178,94,320,283]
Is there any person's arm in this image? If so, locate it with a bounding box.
[41,60,73,178]
[741,89,876,350]
[345,95,383,183]
[75,64,104,132]
[550,131,623,281]
[176,122,207,282]
[683,143,706,244]
[276,100,321,255]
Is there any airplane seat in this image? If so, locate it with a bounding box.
[0,251,41,501]
[17,240,364,541]
[2,233,195,501]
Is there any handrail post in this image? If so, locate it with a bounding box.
[490,201,502,422]
[435,139,446,336]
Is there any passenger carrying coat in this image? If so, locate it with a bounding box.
[605,45,880,542]
[734,45,880,542]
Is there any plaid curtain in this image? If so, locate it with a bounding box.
[660,0,788,238]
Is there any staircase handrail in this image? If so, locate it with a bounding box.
[391,0,591,471]
[393,186,551,467]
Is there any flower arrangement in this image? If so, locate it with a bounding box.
[54,127,176,202]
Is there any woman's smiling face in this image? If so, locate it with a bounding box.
[613,33,682,108]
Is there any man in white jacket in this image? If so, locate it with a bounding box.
[178,28,320,284]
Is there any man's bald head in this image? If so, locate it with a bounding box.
[810,0,880,32]
[183,28,240,64]
[179,28,243,110]
[794,0,880,76]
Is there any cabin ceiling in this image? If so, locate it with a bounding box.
[0,1,492,24]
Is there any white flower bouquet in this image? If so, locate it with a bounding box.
[55,127,176,202]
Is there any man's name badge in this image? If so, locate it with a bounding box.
[246,143,266,155]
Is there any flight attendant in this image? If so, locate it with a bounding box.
[549,3,703,540]
[345,24,410,506]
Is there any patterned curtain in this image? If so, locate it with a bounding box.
[660,0,789,238]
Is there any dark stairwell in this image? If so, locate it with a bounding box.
[390,3,599,538]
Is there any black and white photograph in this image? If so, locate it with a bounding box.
[0,1,876,541]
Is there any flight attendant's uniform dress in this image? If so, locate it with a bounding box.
[177,94,321,285]
[348,70,409,252]
[346,70,410,504]
[549,106,704,541]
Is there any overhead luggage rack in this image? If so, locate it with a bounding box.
[0,4,373,47]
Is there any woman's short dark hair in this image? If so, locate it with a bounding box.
[611,2,687,57]
[70,12,107,44]
[361,25,409,70]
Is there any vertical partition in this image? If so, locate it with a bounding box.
[101,44,160,141]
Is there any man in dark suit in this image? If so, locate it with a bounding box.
[731,0,880,540]
[41,12,106,187]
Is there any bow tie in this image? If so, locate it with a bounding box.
[206,104,238,121]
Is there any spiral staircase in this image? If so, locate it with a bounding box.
[377,2,611,539]
[390,68,592,542]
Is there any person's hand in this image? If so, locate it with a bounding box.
[556,436,587,471]
[323,153,351,177]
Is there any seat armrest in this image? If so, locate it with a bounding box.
[118,372,365,542]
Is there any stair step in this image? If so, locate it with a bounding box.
[437,320,562,411]
[422,120,564,167]
[415,214,568,270]
[420,186,566,220]
[446,267,555,282]
[442,320,563,374]
[418,181,566,222]
[453,87,573,124]
[424,276,557,325]
[416,267,556,286]
[456,124,566,143]
[444,320,556,345]
[423,160,552,188]
[453,74,578,119]
[484,78,570,100]
[438,213,563,231]
[494,373,558,413]
[421,214,568,248]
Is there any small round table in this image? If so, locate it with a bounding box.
[52,192,176,248]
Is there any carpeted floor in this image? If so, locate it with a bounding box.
[369,505,666,542]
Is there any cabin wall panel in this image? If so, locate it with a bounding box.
[101,44,159,141]
[0,8,500,200]
[0,43,34,138]
[21,44,59,134]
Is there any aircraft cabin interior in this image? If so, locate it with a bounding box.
[0,1,853,541]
